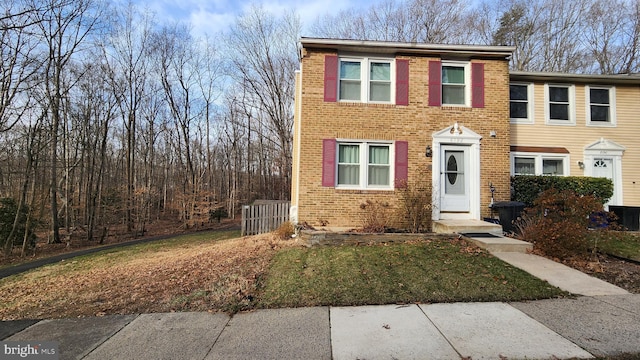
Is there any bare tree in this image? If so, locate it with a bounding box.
[102,2,154,234]
[0,0,42,133]
[225,6,299,200]
[33,0,103,244]
[583,0,640,74]
[309,0,476,44]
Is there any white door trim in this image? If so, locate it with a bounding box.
[583,138,625,206]
[432,123,482,220]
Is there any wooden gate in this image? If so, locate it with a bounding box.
[241,201,290,236]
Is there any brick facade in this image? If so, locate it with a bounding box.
[292,40,513,229]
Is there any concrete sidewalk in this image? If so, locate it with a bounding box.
[3,296,640,360]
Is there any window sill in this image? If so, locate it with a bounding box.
[441,105,472,111]
[586,122,616,128]
[336,101,397,108]
[510,119,534,125]
[545,120,576,126]
[334,188,394,194]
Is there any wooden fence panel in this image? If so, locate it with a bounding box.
[241,201,290,236]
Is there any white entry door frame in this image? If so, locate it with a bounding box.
[440,145,470,212]
[432,123,482,220]
[583,138,625,207]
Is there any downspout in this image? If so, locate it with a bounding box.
[291,59,303,225]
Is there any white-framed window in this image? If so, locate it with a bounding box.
[337,141,393,189]
[586,85,616,126]
[509,82,534,124]
[339,57,394,103]
[511,152,569,176]
[442,61,470,106]
[544,84,575,125]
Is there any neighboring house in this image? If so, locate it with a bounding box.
[290,38,515,229]
[509,72,640,208]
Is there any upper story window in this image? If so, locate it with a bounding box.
[441,61,470,106]
[337,141,392,189]
[339,57,393,103]
[427,60,484,108]
[586,85,616,126]
[509,83,534,124]
[545,84,575,125]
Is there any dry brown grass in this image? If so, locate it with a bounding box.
[0,233,296,320]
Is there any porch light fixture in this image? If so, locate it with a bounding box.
[578,161,585,169]
[425,145,432,157]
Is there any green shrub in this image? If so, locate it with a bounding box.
[514,189,607,260]
[511,175,613,206]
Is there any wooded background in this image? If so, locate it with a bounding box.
[1,0,638,254]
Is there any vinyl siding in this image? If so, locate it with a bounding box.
[511,82,640,206]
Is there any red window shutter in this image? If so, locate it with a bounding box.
[395,59,409,106]
[322,139,336,187]
[428,61,442,106]
[324,55,338,102]
[394,141,408,188]
[472,63,485,108]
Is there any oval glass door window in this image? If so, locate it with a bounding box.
[447,155,458,184]
[444,150,465,195]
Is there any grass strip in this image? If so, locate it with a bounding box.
[258,239,568,308]
[596,232,640,262]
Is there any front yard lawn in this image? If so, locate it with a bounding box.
[0,233,568,320]
[258,238,568,308]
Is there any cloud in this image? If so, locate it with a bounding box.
[189,8,237,38]
[135,0,369,38]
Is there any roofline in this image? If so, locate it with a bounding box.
[510,71,640,85]
[299,37,515,59]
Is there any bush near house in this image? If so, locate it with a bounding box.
[511,175,613,206]
[394,179,432,233]
[514,189,613,260]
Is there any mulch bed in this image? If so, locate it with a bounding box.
[565,254,640,294]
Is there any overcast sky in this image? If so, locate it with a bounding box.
[135,0,369,37]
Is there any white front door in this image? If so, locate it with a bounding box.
[593,158,613,179]
[440,145,470,212]
[592,157,616,206]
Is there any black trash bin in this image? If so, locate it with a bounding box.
[491,201,526,234]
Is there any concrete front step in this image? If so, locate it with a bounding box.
[432,219,503,236]
[464,234,533,253]
[432,219,533,253]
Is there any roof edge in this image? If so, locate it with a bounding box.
[511,71,640,85]
[299,37,515,58]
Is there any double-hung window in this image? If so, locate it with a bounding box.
[509,83,534,123]
[586,85,616,126]
[545,84,575,125]
[337,141,392,189]
[511,153,569,176]
[442,62,470,106]
[339,58,393,103]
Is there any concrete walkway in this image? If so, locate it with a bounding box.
[493,252,630,296]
